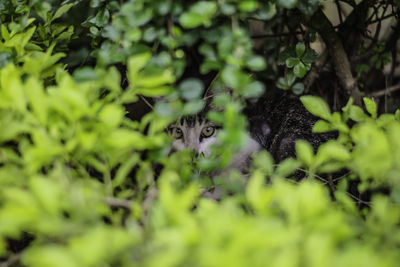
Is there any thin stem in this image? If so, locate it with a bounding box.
[368,83,400,97]
[336,0,344,24]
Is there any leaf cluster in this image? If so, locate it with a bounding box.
[0,1,400,266]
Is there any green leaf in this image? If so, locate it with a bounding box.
[104,129,150,150]
[99,104,124,128]
[239,1,258,12]
[348,105,368,122]
[300,95,331,121]
[302,48,318,64]
[312,120,333,133]
[221,66,249,90]
[276,158,301,178]
[1,25,10,41]
[90,0,103,8]
[395,109,400,121]
[316,141,351,165]
[179,12,204,28]
[252,150,274,176]
[292,82,304,95]
[258,3,277,20]
[246,56,266,71]
[73,67,98,82]
[136,86,173,97]
[277,0,298,9]
[52,3,74,21]
[295,140,314,167]
[363,97,377,118]
[127,52,151,77]
[95,8,110,27]
[29,176,62,215]
[298,0,321,15]
[220,3,236,15]
[243,81,265,98]
[23,246,78,267]
[296,42,306,57]
[246,170,268,212]
[293,61,307,78]
[179,2,217,28]
[179,78,204,100]
[286,71,296,86]
[134,69,175,88]
[182,99,205,115]
[21,26,36,49]
[0,52,13,68]
[286,57,299,68]
[191,1,217,15]
[276,77,290,90]
[25,77,48,125]
[113,154,140,188]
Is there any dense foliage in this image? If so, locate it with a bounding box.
[0,0,399,266]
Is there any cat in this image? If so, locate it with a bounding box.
[166,89,334,176]
[167,111,261,174]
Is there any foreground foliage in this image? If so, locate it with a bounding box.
[0,0,400,266]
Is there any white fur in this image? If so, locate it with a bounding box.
[171,128,218,157]
[170,122,260,173]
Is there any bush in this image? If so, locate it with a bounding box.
[0,0,400,266]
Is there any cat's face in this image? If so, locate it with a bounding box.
[168,114,219,157]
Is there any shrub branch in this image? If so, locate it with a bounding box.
[302,9,362,105]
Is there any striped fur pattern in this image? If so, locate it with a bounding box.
[168,114,219,157]
[168,114,261,173]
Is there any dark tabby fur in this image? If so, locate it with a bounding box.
[245,90,335,163]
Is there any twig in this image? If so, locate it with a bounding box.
[104,197,133,209]
[346,191,371,206]
[302,9,362,105]
[335,0,344,24]
[369,13,396,24]
[304,49,329,91]
[0,252,22,267]
[139,95,154,110]
[367,83,400,97]
[250,31,304,39]
[296,167,329,184]
[203,72,220,101]
[332,171,353,182]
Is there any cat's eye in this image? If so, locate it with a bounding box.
[201,126,215,138]
[170,127,183,139]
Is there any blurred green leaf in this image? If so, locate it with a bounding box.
[221,66,250,90]
[246,56,266,71]
[179,78,204,100]
[23,246,78,267]
[301,95,331,121]
[313,120,333,133]
[293,61,307,78]
[52,3,74,22]
[276,158,301,177]
[243,81,265,98]
[292,82,304,95]
[348,105,368,122]
[296,140,314,167]
[286,57,299,68]
[363,97,377,119]
[296,42,306,57]
[179,2,217,29]
[277,0,298,9]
